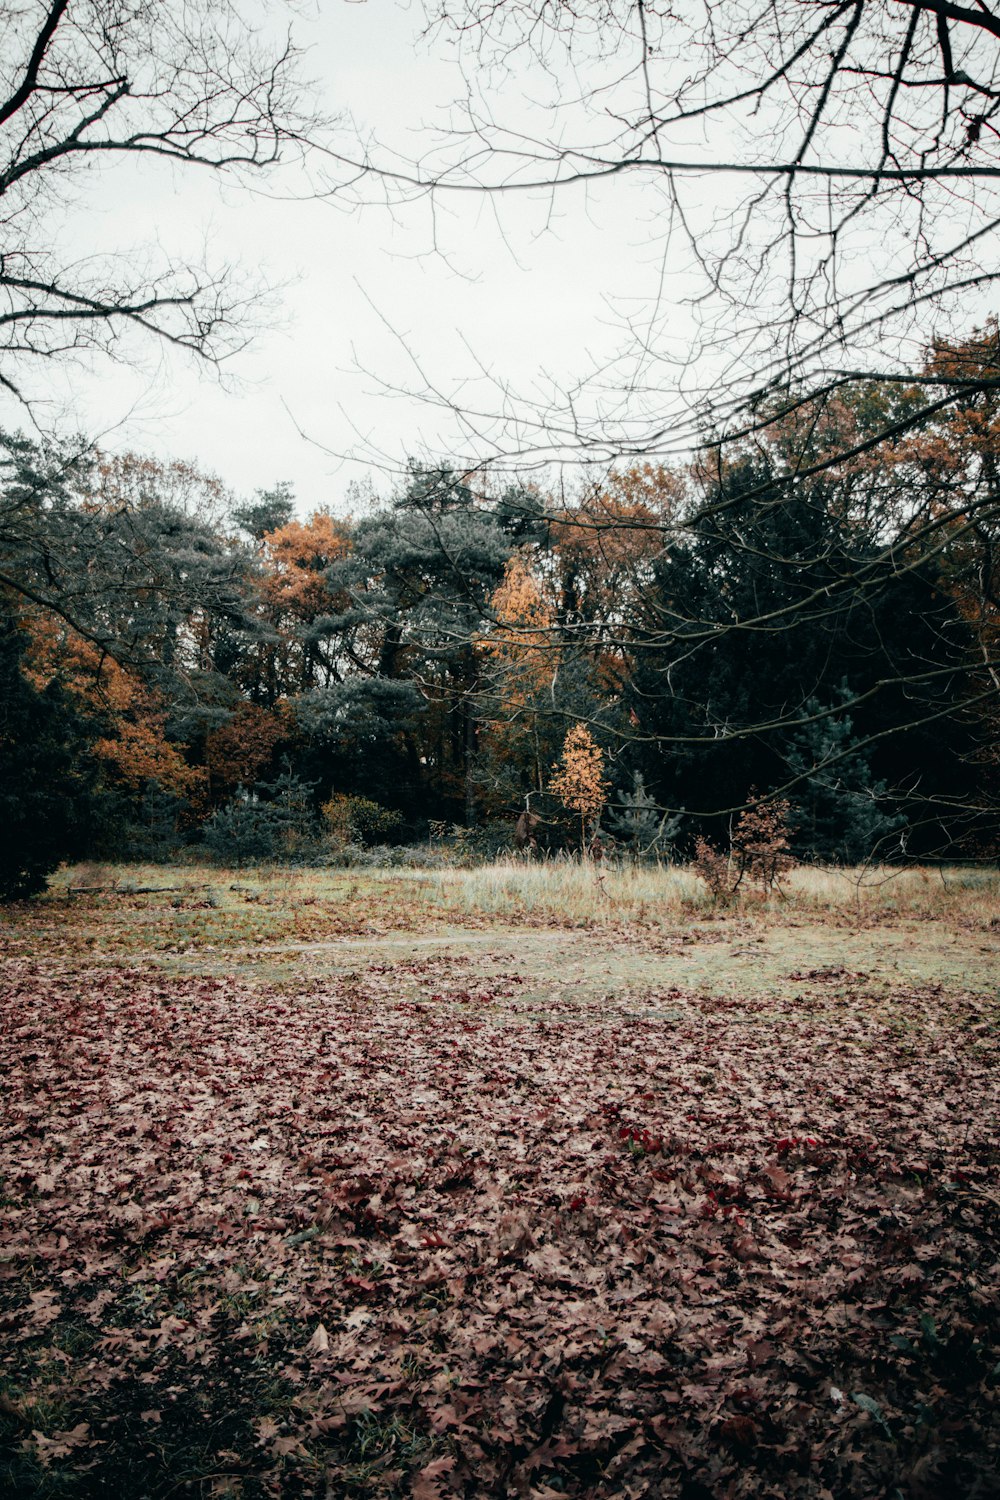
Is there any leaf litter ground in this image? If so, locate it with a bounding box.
[1,885,999,1498]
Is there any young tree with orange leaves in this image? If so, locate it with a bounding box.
[550,724,609,855]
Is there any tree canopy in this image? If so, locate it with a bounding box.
[2,347,997,894]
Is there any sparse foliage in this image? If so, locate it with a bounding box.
[692,835,734,905]
[550,724,609,852]
[0,0,315,406]
[693,796,795,901]
[731,795,796,895]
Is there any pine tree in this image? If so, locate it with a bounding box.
[608,772,682,859]
[202,768,319,866]
[0,614,96,899]
[786,694,903,863]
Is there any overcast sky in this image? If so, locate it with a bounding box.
[8,0,701,517]
[8,0,988,518]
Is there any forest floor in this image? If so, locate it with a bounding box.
[1,863,998,1498]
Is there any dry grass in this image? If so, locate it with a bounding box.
[427,858,701,921]
[426,857,1000,926]
[41,857,1000,932]
[5,856,981,1003]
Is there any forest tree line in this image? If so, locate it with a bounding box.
[2,332,998,897]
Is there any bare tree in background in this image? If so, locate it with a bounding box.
[0,0,316,409]
[326,0,1000,842]
[327,0,1000,458]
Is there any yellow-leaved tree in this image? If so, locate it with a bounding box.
[549,725,608,855]
[475,555,558,812]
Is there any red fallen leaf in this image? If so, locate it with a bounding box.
[427,1404,474,1435]
[308,1411,349,1436]
[272,1434,306,1457]
[27,1291,61,1328]
[647,1412,682,1447]
[582,1410,635,1443]
[414,1455,456,1487]
[744,1340,777,1370]
[411,1475,448,1500]
[343,1273,377,1293]
[29,1423,92,1466]
[896,1263,926,1283]
[304,1323,330,1354]
[761,1164,793,1196]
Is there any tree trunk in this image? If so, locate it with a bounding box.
[465,693,477,826]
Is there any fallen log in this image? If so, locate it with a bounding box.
[65,884,209,896]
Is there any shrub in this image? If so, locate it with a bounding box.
[731,795,795,894]
[691,795,795,901]
[203,770,319,866]
[446,820,517,865]
[321,793,403,847]
[692,836,734,904]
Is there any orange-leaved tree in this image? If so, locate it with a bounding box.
[204,702,290,804]
[23,618,203,801]
[255,511,352,697]
[549,724,608,854]
[476,554,557,812]
[484,553,554,684]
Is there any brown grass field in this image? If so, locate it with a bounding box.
[1,862,998,1498]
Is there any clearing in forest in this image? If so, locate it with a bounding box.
[1,865,998,1498]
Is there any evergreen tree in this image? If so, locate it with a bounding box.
[0,613,96,899]
[627,448,976,851]
[232,483,296,542]
[608,773,683,859]
[202,768,319,866]
[785,694,904,863]
[308,464,512,822]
